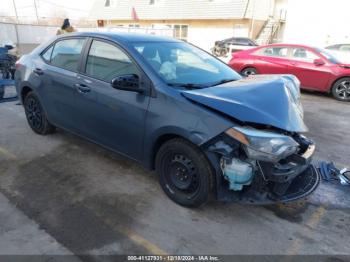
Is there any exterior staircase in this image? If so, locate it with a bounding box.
[256,17,284,45]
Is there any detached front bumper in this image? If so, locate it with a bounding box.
[215,142,320,204]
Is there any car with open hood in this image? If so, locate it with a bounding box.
[15,32,320,207]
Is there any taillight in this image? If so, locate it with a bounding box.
[15,61,21,69]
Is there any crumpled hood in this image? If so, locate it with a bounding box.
[182,74,307,132]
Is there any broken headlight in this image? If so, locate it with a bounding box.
[225,127,299,163]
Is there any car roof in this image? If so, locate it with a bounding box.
[258,43,316,49]
[56,31,181,43]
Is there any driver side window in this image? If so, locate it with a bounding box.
[291,48,319,62]
[85,40,139,82]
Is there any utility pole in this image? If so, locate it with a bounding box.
[12,0,20,47]
[250,0,256,39]
[33,0,39,24]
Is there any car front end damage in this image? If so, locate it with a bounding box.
[203,127,319,204]
[181,74,321,204]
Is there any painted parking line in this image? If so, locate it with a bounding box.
[305,206,326,229]
[86,205,168,256]
[287,205,327,255]
[0,145,167,255]
[116,226,168,255]
[0,146,17,160]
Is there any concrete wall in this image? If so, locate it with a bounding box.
[283,0,350,46]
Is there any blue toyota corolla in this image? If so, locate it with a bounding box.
[15,32,320,207]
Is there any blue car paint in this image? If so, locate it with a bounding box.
[182,74,307,133]
[15,32,235,168]
[15,32,306,170]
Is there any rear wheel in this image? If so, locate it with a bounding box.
[155,138,214,207]
[241,67,258,77]
[24,91,56,134]
[331,78,350,101]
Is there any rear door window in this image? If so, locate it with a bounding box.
[85,40,139,82]
[258,47,289,58]
[234,38,249,46]
[50,38,86,71]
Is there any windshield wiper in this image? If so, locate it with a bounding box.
[210,78,237,86]
[167,83,206,89]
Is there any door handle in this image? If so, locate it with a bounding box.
[75,83,91,93]
[33,68,43,75]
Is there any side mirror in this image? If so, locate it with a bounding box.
[111,74,143,93]
[314,58,325,66]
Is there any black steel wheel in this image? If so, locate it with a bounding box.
[332,78,350,101]
[24,91,55,134]
[156,138,214,207]
[241,67,258,77]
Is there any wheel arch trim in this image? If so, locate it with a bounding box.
[145,126,220,170]
[329,75,350,92]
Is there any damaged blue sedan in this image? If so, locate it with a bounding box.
[15,32,320,207]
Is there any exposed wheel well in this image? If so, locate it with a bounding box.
[21,86,33,101]
[329,76,350,93]
[241,66,258,73]
[151,134,182,169]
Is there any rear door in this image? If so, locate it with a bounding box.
[73,38,151,160]
[288,47,332,90]
[252,46,292,74]
[38,37,87,131]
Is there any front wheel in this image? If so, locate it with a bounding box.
[241,67,258,77]
[24,91,56,135]
[155,138,214,207]
[331,78,350,101]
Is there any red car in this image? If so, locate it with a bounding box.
[228,43,350,101]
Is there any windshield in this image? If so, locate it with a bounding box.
[316,48,350,64]
[132,41,241,88]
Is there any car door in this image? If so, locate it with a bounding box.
[288,47,332,90]
[38,37,87,132]
[252,46,291,74]
[74,38,151,161]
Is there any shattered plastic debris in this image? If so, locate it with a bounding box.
[318,161,350,186]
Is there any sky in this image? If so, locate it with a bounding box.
[1,0,96,19]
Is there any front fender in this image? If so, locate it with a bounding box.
[15,80,33,103]
[142,91,234,169]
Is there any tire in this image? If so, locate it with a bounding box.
[241,67,258,77]
[24,91,56,135]
[155,138,214,207]
[331,78,350,101]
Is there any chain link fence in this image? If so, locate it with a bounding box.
[0,22,174,55]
